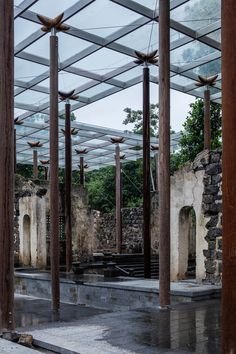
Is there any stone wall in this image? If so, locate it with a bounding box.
[201,150,222,284]
[95,193,159,255]
[170,149,222,284]
[14,150,223,284]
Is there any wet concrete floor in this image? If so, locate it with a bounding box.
[14,295,221,353]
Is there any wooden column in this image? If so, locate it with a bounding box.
[143,66,151,278]
[45,167,48,181]
[50,30,60,311]
[204,89,211,150]
[80,157,84,186]
[155,153,159,192]
[159,0,170,307]
[222,1,236,352]
[65,101,72,272]
[0,0,14,331]
[14,129,16,173]
[115,145,122,254]
[33,150,38,179]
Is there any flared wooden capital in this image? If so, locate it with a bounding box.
[37,13,70,33]
[151,144,159,151]
[58,90,79,101]
[14,117,24,125]
[110,137,125,144]
[75,148,88,155]
[195,74,218,88]
[134,49,158,65]
[27,141,43,148]
[61,128,79,136]
[40,159,50,165]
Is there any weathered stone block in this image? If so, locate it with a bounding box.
[205,163,222,176]
[211,153,221,163]
[206,216,218,229]
[206,227,222,241]
[204,185,219,195]
[202,194,215,204]
[203,202,222,215]
[218,239,222,250]
[211,174,222,185]
[205,260,215,274]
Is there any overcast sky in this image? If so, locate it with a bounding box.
[75,83,195,133]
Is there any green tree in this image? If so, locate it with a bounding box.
[123,103,158,136]
[171,98,222,172]
[59,112,77,121]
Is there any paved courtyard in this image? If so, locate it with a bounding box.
[2,294,220,354]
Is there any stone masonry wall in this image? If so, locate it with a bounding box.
[95,193,159,255]
[201,150,222,284]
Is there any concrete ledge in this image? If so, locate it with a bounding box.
[14,272,221,310]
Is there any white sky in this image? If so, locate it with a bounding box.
[75,83,195,133]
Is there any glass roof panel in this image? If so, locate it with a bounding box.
[15,90,48,106]
[29,0,79,17]
[131,0,158,11]
[208,29,221,42]
[15,58,47,83]
[11,0,223,169]
[192,58,221,76]
[40,72,92,92]
[170,0,221,31]
[15,18,41,46]
[66,0,141,37]
[171,75,195,87]
[72,48,133,75]
[25,32,91,62]
[114,67,142,81]
[170,40,219,67]
[116,22,157,52]
[80,83,114,98]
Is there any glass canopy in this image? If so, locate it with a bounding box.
[14,0,221,170]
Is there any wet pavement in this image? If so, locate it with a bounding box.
[14,295,221,354]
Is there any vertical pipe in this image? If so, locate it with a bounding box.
[0,0,14,331]
[222,1,236,352]
[65,102,72,272]
[14,129,16,173]
[33,150,38,179]
[143,66,151,278]
[204,89,211,150]
[159,0,170,307]
[80,157,84,186]
[50,32,60,312]
[115,145,122,253]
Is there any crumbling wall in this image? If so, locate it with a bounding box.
[94,193,159,255]
[170,150,222,284]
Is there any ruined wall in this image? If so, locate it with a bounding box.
[94,193,159,255]
[170,150,222,284]
[14,150,223,284]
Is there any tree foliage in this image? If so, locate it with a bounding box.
[86,160,143,213]
[123,104,158,136]
[171,98,222,172]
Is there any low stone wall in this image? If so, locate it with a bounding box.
[95,193,159,254]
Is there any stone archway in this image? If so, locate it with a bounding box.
[23,214,31,266]
[178,207,196,279]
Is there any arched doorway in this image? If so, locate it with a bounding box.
[23,215,31,266]
[178,207,196,279]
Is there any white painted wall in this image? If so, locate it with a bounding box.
[19,196,47,268]
[171,166,208,282]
